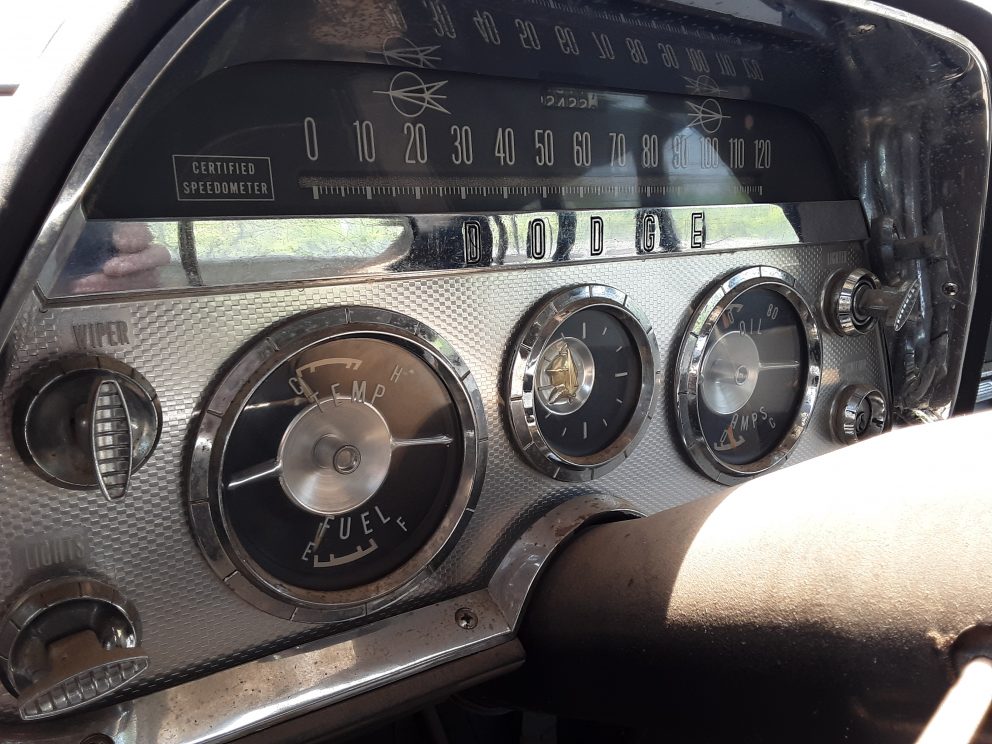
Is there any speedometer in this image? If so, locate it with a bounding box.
[90,62,844,219]
[675,267,821,484]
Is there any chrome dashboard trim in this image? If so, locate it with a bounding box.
[0,494,634,744]
[0,235,882,730]
[488,494,642,631]
[42,201,869,301]
[0,0,983,422]
[0,2,129,344]
[0,0,234,351]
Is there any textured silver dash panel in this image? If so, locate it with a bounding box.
[0,243,886,719]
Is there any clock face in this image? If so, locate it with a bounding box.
[506,286,659,482]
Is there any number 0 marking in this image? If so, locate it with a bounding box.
[304,117,319,161]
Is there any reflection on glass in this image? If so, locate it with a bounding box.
[50,219,409,297]
[44,203,811,298]
[57,222,173,294]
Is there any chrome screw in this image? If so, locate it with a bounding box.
[455,607,478,630]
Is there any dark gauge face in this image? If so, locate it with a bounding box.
[189,307,485,620]
[506,286,659,482]
[221,338,463,592]
[675,269,821,484]
[91,61,845,219]
[696,288,805,466]
[536,308,642,458]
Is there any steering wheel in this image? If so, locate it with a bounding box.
[494,412,992,743]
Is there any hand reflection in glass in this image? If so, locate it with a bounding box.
[70,223,171,293]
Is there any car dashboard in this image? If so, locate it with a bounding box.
[0,0,988,741]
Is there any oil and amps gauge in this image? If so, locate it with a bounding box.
[505,285,660,481]
[188,308,486,622]
[675,267,821,485]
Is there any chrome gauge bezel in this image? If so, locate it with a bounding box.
[188,307,487,623]
[675,267,822,485]
[506,285,660,482]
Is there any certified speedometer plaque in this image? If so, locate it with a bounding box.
[675,267,821,485]
[506,286,660,481]
[188,308,486,622]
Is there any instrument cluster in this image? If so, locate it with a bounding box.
[7,255,878,633]
[5,0,966,732]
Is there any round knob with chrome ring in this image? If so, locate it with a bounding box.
[13,356,161,501]
[831,384,889,444]
[826,268,920,336]
[0,577,147,720]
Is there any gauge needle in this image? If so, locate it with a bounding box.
[293,370,328,413]
[227,435,453,490]
[759,361,801,370]
[227,459,281,490]
[312,517,330,552]
[391,434,454,449]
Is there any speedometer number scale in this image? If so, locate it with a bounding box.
[676,267,821,484]
[189,308,485,622]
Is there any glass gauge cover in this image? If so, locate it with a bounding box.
[188,308,486,622]
[675,267,821,484]
[506,285,659,482]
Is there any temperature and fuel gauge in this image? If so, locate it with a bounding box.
[188,308,486,622]
[675,267,821,484]
[506,285,660,481]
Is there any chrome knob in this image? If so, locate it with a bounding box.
[0,578,148,720]
[832,384,889,445]
[828,268,920,335]
[13,356,161,500]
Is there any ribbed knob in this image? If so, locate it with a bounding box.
[828,268,920,335]
[13,356,161,501]
[0,578,148,720]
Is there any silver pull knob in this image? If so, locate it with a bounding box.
[0,578,148,720]
[831,384,889,445]
[828,268,921,335]
[14,356,161,501]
